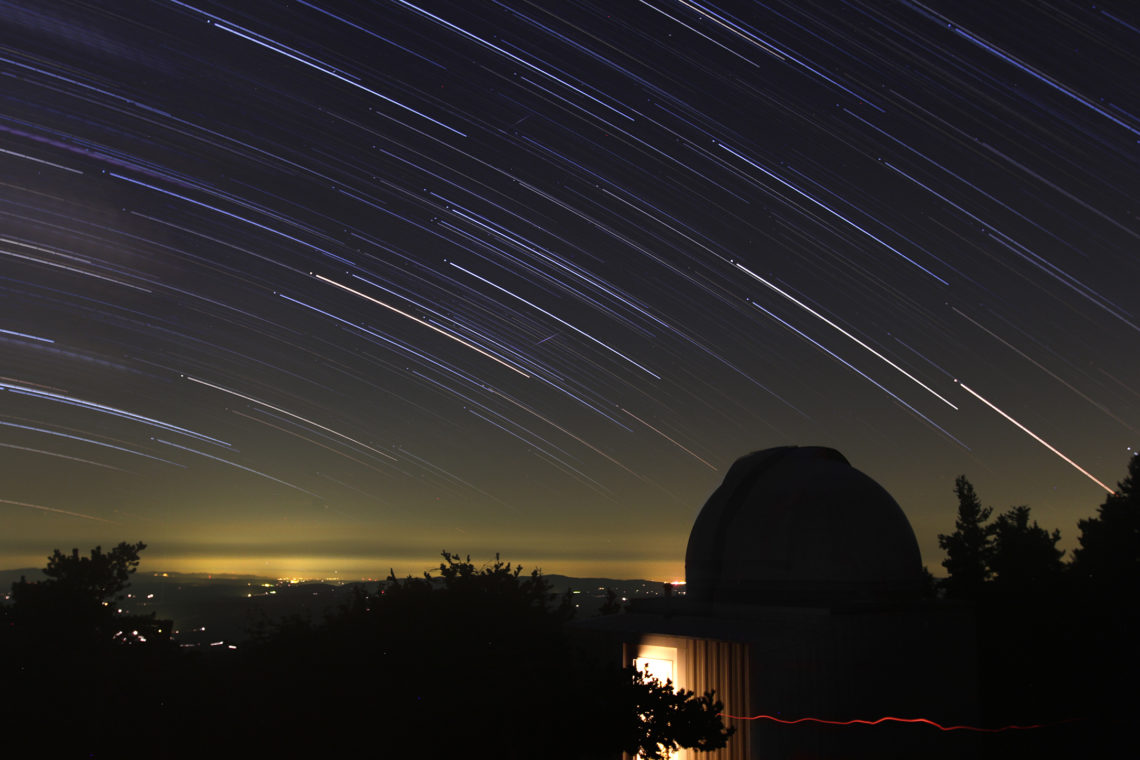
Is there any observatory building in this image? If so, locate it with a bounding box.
[581,446,978,760]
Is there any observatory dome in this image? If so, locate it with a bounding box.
[685,446,922,605]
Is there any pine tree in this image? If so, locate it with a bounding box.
[1072,453,1140,593]
[937,476,994,598]
[989,506,1064,593]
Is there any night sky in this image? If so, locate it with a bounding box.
[2,0,1137,581]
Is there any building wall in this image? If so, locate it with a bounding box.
[619,604,978,759]
[625,634,751,760]
[742,606,979,759]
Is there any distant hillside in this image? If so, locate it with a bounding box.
[1,566,671,643]
[0,568,42,591]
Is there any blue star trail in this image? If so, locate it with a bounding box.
[1,0,1137,579]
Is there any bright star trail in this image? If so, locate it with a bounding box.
[957,381,1116,495]
[1,1,1137,580]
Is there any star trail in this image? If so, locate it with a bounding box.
[2,1,1137,580]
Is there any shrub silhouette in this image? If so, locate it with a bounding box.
[233,551,732,758]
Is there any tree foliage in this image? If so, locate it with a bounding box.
[938,476,995,597]
[426,549,574,623]
[42,541,145,601]
[628,667,734,759]
[6,541,168,649]
[989,506,1064,593]
[238,551,734,759]
[937,478,1068,597]
[2,542,178,759]
[3,546,735,757]
[1072,453,1140,592]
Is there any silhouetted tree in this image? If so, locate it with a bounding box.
[432,549,574,622]
[988,506,1064,594]
[1072,453,1140,594]
[924,470,1137,758]
[44,541,144,596]
[7,541,170,649]
[233,551,733,758]
[938,476,994,597]
[626,667,734,759]
[2,542,178,759]
[1065,454,1140,756]
[919,566,941,598]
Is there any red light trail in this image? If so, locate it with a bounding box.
[720,714,1049,733]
